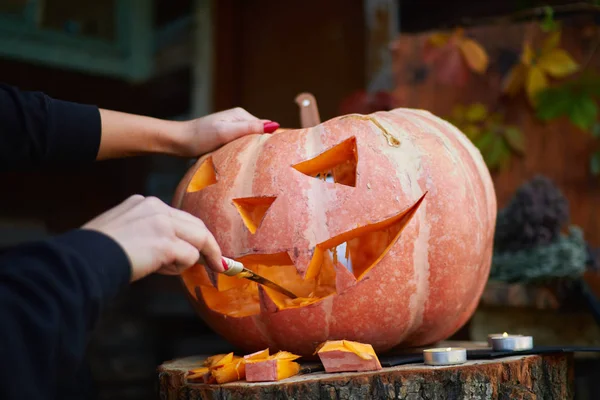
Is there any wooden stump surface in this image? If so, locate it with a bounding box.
[158,352,574,400]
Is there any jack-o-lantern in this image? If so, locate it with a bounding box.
[172,95,496,357]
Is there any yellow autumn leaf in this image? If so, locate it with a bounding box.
[502,64,527,96]
[542,30,561,54]
[463,124,481,139]
[526,65,548,104]
[465,103,488,122]
[521,43,534,65]
[537,48,579,77]
[428,33,450,47]
[459,39,489,73]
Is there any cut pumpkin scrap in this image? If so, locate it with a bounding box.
[243,349,302,382]
[186,352,246,384]
[316,340,382,373]
[192,193,426,318]
[186,156,217,193]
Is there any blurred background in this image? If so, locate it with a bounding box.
[1,0,600,399]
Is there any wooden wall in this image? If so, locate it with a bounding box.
[213,0,366,127]
[391,15,600,246]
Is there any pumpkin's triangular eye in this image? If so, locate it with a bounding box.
[292,137,357,187]
[187,156,217,192]
[232,196,277,234]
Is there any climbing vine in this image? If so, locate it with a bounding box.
[423,4,600,174]
[446,103,524,170]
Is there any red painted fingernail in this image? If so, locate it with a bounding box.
[221,258,229,271]
[263,121,280,133]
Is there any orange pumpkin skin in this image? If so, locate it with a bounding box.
[172,108,497,357]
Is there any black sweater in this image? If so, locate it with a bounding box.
[0,84,132,399]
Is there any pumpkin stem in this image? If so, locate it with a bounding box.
[295,92,321,128]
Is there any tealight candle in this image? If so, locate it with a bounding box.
[423,347,467,366]
[487,332,522,347]
[490,333,533,351]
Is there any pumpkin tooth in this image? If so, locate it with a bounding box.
[289,249,317,278]
[257,285,279,313]
[332,258,357,295]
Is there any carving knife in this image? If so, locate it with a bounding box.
[198,255,299,299]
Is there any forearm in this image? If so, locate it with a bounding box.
[0,230,131,399]
[0,83,100,171]
[97,109,190,160]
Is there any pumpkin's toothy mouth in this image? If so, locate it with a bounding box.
[182,194,426,318]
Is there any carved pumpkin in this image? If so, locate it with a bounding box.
[172,100,496,357]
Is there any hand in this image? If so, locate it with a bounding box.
[175,107,280,157]
[82,195,224,282]
[97,107,278,160]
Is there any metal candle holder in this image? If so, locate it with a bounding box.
[490,334,534,351]
[487,332,523,346]
[423,347,467,366]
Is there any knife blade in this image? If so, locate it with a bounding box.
[234,267,299,299]
[200,255,299,299]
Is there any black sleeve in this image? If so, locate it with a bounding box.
[0,229,131,400]
[0,83,102,171]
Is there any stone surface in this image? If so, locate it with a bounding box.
[158,353,574,400]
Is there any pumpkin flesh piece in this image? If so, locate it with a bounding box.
[187,354,246,384]
[244,349,301,382]
[211,359,246,384]
[317,339,382,373]
[195,194,425,317]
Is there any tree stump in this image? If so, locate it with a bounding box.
[157,352,574,400]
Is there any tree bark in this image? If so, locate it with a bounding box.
[157,353,574,400]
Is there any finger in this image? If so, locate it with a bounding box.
[167,206,207,226]
[82,194,145,228]
[120,196,172,223]
[108,194,146,219]
[215,120,267,143]
[156,263,184,276]
[230,107,260,121]
[170,217,224,273]
[162,239,200,274]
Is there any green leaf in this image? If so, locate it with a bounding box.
[503,127,525,154]
[535,87,574,121]
[536,84,599,131]
[569,96,597,130]
[540,6,559,32]
[485,136,510,169]
[564,73,600,98]
[591,152,600,176]
[474,131,495,151]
